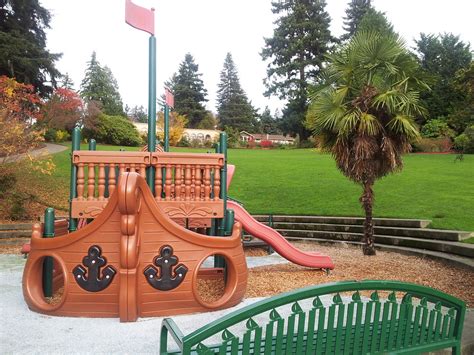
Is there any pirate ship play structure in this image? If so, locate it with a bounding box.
[22,1,334,322]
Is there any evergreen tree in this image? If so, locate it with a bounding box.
[341,0,373,40]
[357,8,394,36]
[80,52,124,116]
[60,73,75,89]
[216,53,256,131]
[259,106,281,134]
[167,53,208,128]
[414,33,472,126]
[261,0,334,140]
[197,111,218,130]
[0,0,62,97]
[449,61,474,134]
[129,105,147,123]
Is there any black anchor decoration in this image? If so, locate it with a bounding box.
[144,245,188,291]
[73,245,116,292]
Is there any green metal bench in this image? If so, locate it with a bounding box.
[160,280,466,354]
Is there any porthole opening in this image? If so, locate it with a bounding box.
[196,254,228,304]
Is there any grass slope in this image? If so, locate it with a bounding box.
[26,144,474,231]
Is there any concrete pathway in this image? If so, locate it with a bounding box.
[1,143,68,163]
[1,254,472,354]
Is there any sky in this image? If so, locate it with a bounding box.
[40,0,474,115]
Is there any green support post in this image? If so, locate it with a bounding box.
[267,214,275,254]
[209,143,219,236]
[224,209,234,236]
[164,105,170,152]
[42,208,55,297]
[88,139,96,151]
[68,126,81,232]
[215,133,228,269]
[146,35,157,195]
[219,132,228,235]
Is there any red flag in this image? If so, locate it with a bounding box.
[125,0,155,35]
[165,87,174,108]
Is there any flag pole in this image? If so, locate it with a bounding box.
[147,34,156,192]
[125,0,156,193]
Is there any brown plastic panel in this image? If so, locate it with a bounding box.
[23,172,247,322]
[151,152,224,166]
[72,151,150,164]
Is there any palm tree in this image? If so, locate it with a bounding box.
[306,31,428,255]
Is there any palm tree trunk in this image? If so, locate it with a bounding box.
[360,180,376,255]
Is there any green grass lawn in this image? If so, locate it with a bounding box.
[34,144,474,232]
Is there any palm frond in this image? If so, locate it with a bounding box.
[387,114,420,140]
[358,112,381,136]
[338,109,360,137]
[306,88,346,134]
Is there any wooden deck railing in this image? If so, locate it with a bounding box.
[70,151,225,220]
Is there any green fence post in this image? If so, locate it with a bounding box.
[68,125,81,232]
[42,207,55,297]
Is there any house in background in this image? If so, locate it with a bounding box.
[181,128,221,143]
[240,131,295,145]
[133,123,221,144]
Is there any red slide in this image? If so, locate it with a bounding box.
[228,200,335,269]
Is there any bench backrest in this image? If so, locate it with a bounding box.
[165,280,465,354]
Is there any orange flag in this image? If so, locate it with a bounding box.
[125,0,155,35]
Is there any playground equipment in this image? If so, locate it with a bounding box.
[22,1,334,322]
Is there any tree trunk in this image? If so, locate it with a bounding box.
[360,180,376,255]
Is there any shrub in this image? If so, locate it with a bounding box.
[43,128,56,142]
[421,118,455,138]
[454,125,474,153]
[247,140,257,149]
[203,139,214,148]
[44,128,70,143]
[8,192,31,220]
[223,126,240,148]
[177,135,190,147]
[260,140,273,148]
[157,111,187,146]
[189,138,204,148]
[84,114,142,146]
[298,139,316,148]
[412,137,453,153]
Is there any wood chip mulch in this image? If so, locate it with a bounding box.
[3,241,473,306]
[247,242,474,307]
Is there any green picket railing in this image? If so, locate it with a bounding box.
[160,280,466,355]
